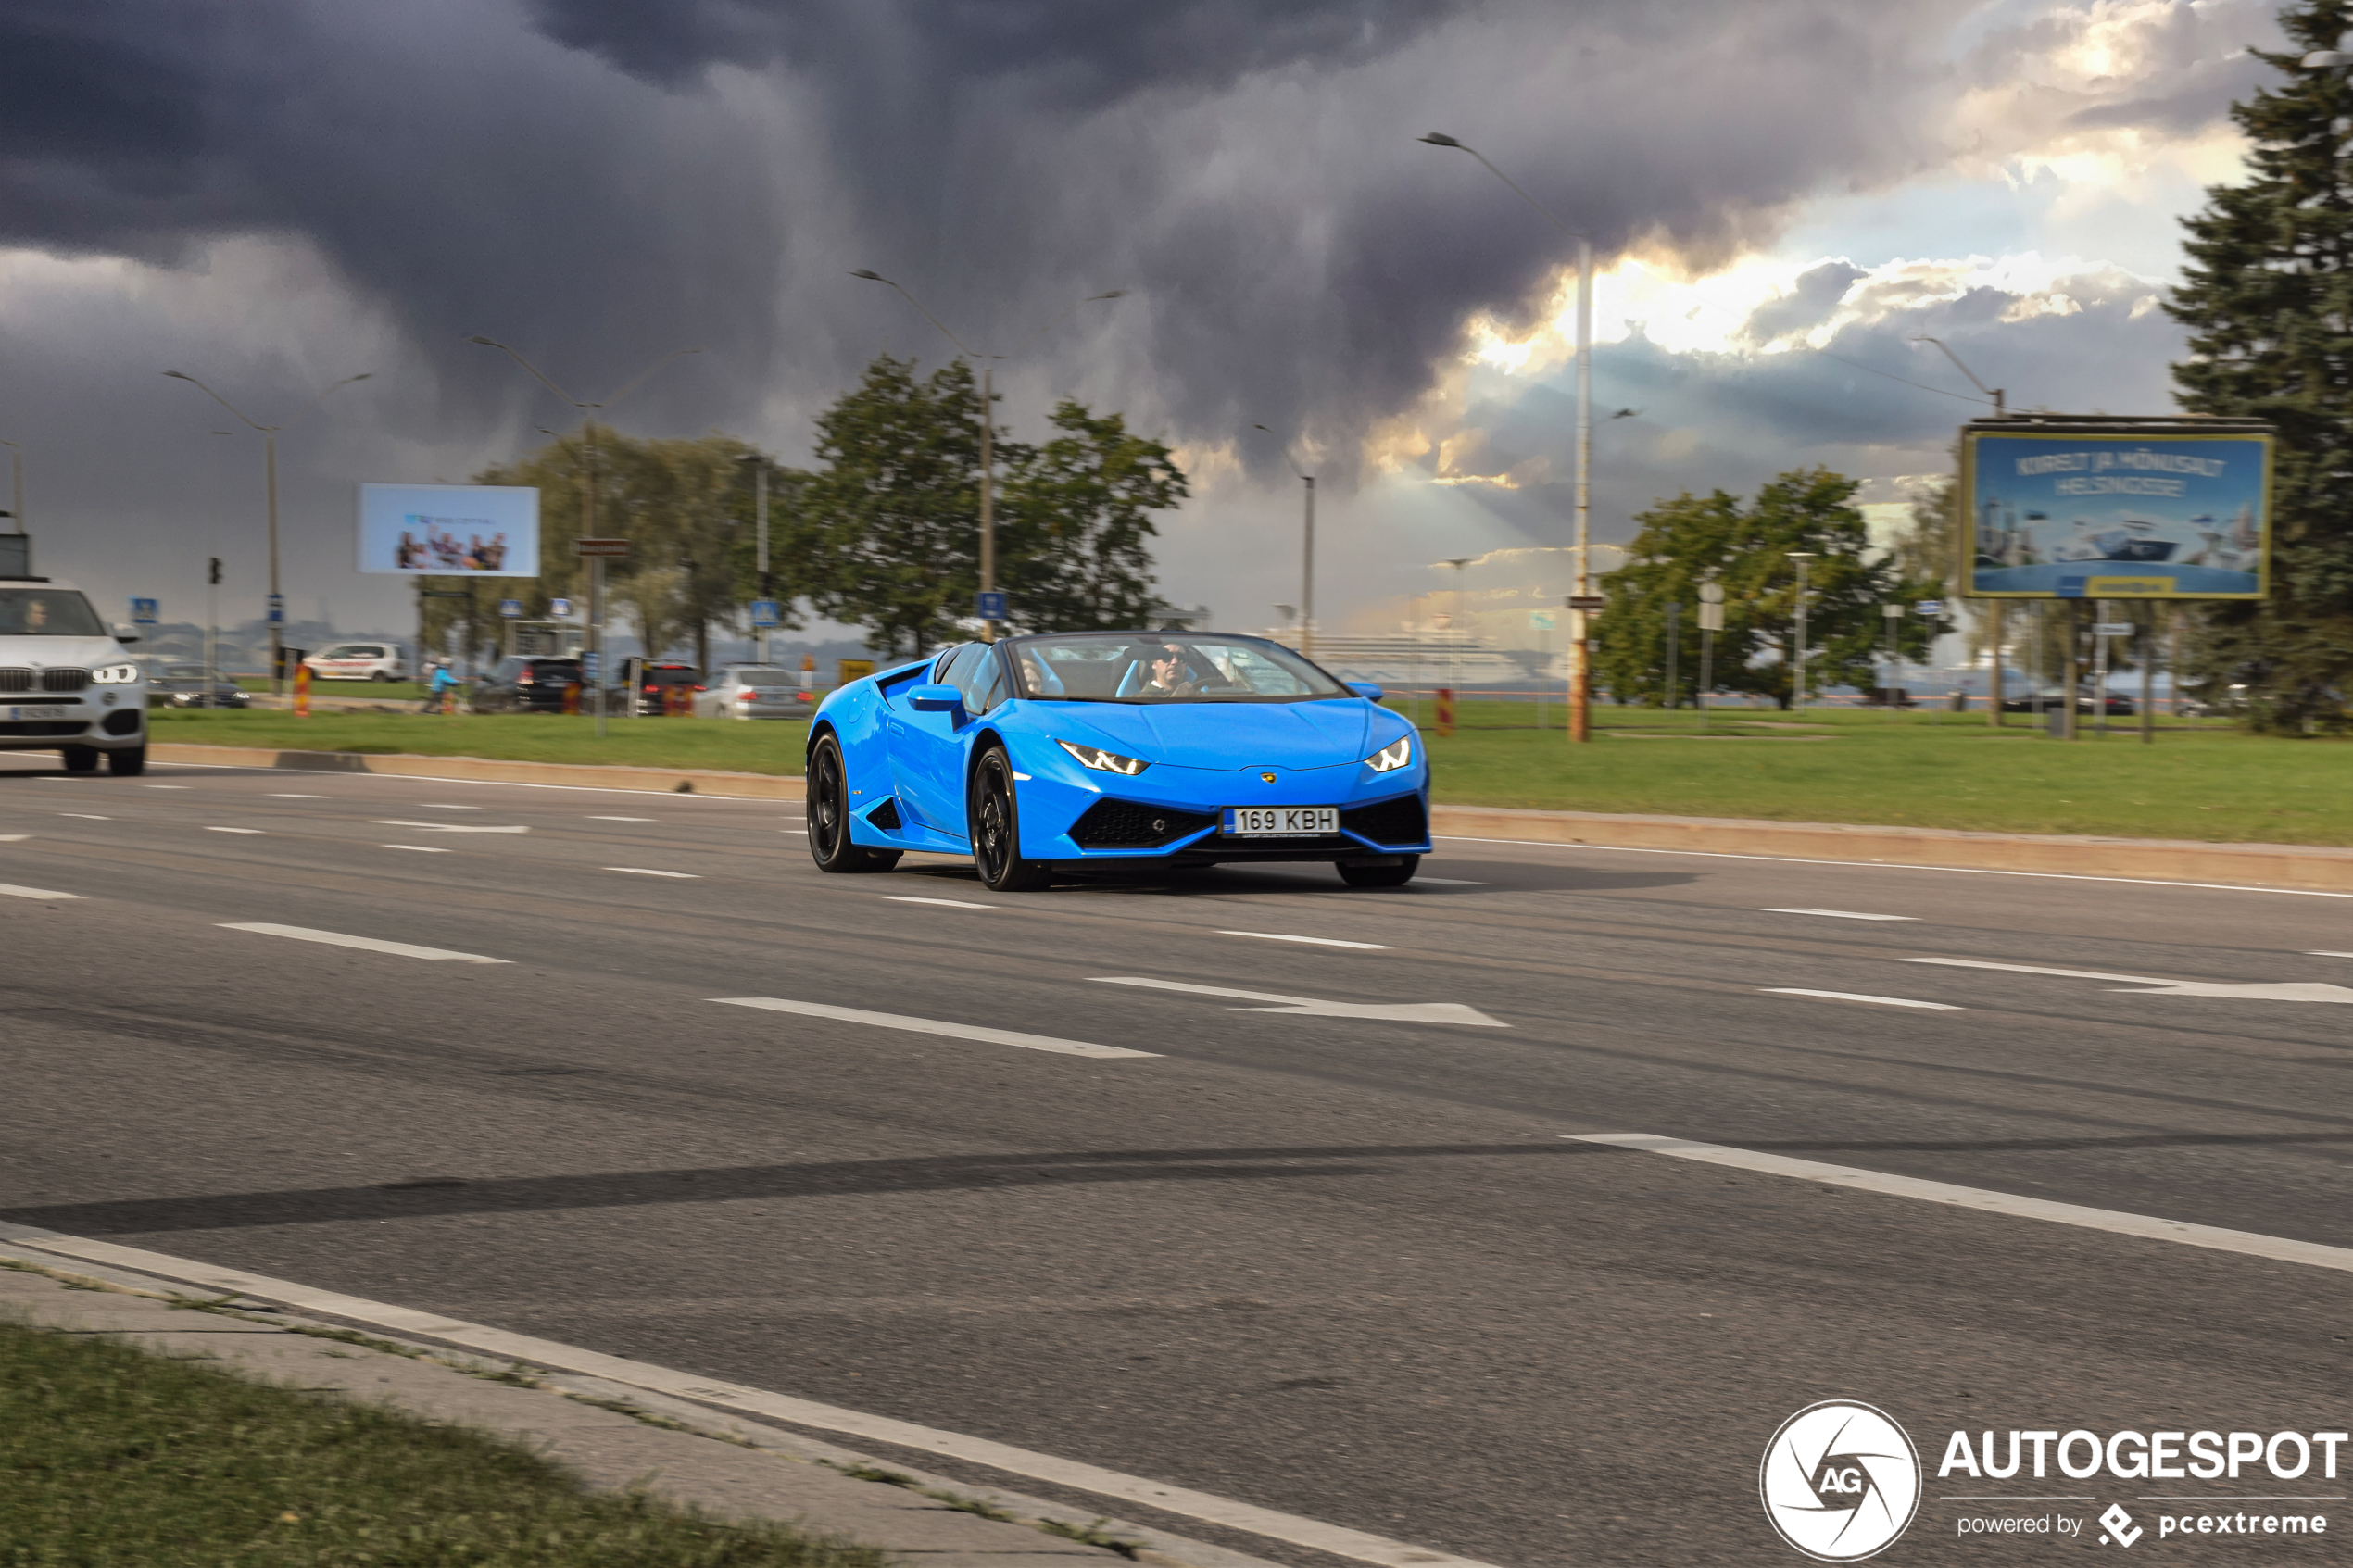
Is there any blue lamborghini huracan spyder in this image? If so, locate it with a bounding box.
[805,631,1431,892]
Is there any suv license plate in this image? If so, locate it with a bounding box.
[6,706,66,721]
[1223,806,1338,837]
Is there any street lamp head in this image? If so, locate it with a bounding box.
[2303,49,2350,67]
[849,269,887,282]
[1088,290,1127,301]
[163,370,193,381]
[463,335,503,346]
[1420,132,1464,147]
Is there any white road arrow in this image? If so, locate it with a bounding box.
[1092,975,1507,1026]
[1905,955,2353,1003]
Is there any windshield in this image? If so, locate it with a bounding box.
[0,588,107,637]
[1011,633,1348,704]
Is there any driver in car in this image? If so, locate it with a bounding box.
[1140,643,1202,698]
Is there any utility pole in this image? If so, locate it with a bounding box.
[1664,599,1680,712]
[1254,427,1317,657]
[1881,601,1903,720]
[1697,571,1722,734]
[1787,552,1817,714]
[0,439,22,534]
[207,557,220,699]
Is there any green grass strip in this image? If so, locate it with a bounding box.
[0,1318,892,1567]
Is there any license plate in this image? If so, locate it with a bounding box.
[1222,806,1338,837]
[6,706,65,721]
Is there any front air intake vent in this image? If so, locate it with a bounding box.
[1069,799,1217,849]
[865,797,902,831]
[1340,794,1428,846]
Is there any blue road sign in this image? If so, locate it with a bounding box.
[975,589,1008,621]
[581,651,601,680]
[498,598,523,619]
[1916,599,1945,615]
[266,592,284,625]
[550,596,573,618]
[749,598,782,628]
[130,597,159,625]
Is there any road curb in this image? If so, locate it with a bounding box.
[1428,805,2353,893]
[145,743,2353,890]
[148,743,805,800]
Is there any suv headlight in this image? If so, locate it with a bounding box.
[1056,739,1150,775]
[1365,734,1413,772]
[92,663,142,684]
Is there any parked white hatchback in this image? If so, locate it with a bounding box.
[304,642,408,682]
[695,664,804,720]
[0,578,148,775]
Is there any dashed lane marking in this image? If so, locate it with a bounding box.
[219,922,509,963]
[1218,931,1390,950]
[57,813,109,820]
[0,883,81,899]
[606,867,698,878]
[712,997,1154,1060]
[383,845,450,853]
[205,827,263,834]
[267,793,328,798]
[1569,1132,2353,1275]
[1761,908,1918,922]
[588,816,655,822]
[371,821,530,834]
[1763,987,1959,1010]
[1416,877,1486,885]
[886,896,999,909]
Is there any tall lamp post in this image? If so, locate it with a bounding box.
[737,453,774,664]
[0,438,22,533]
[1914,334,2011,726]
[465,337,701,730]
[850,270,1126,642]
[164,370,372,694]
[1253,426,1316,657]
[1422,131,1596,742]
[1787,551,1817,714]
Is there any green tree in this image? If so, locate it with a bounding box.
[999,400,1183,630]
[1597,468,1946,708]
[2168,0,2353,731]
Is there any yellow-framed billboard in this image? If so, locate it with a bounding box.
[1960,417,2273,599]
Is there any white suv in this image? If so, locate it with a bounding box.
[0,577,148,775]
[305,642,408,682]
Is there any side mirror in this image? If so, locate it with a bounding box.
[907,684,966,716]
[1347,681,1384,702]
[112,624,143,645]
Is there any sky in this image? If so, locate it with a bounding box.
[0,0,2294,652]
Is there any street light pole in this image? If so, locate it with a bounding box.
[1253,427,1317,657]
[851,271,1126,643]
[0,439,22,534]
[466,337,702,726]
[1422,132,1597,742]
[736,453,775,664]
[164,369,372,695]
[1787,551,1818,714]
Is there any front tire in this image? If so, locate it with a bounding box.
[971,747,1053,892]
[1339,856,1418,888]
[59,746,98,773]
[807,733,900,873]
[107,746,146,777]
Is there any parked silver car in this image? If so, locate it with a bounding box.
[146,662,250,708]
[696,664,804,720]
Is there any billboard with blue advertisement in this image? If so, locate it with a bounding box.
[356,483,540,576]
[1961,418,2273,599]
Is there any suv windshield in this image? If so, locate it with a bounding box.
[1010,633,1347,704]
[0,588,107,636]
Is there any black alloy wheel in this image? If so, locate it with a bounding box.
[970,747,1052,892]
[1338,856,1419,888]
[807,733,900,873]
[59,746,98,773]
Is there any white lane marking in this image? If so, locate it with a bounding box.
[2310,951,2353,959]
[421,804,482,809]
[0,1225,1496,1568]
[1092,976,1505,1027]
[713,997,1152,1059]
[1416,877,1486,885]
[783,828,807,834]
[1763,988,1960,1010]
[57,813,109,820]
[0,882,81,899]
[607,867,698,878]
[267,793,327,798]
[383,844,450,853]
[1219,930,1390,950]
[1761,908,1917,922]
[1569,1132,2353,1276]
[371,820,529,834]
[589,815,655,822]
[144,784,190,789]
[205,826,263,834]
[217,922,509,963]
[1904,954,2353,1003]
[0,834,25,841]
[886,896,1000,909]
[1432,832,2353,899]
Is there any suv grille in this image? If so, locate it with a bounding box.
[0,669,28,692]
[1069,799,1217,849]
[1340,793,1428,846]
[42,669,88,693]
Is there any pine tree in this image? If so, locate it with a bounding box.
[2168,0,2353,730]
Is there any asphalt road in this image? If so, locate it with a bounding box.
[5,757,2351,1565]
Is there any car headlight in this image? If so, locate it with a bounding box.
[92,663,142,684]
[1056,738,1150,775]
[1365,734,1414,772]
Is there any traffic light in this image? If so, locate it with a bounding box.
[208,558,222,585]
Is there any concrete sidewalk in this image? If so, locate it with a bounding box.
[0,1243,1285,1568]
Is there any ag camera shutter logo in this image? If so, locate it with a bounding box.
[1761,1400,1922,1561]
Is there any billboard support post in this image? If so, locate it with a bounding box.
[2093,601,2110,740]
[2062,600,2079,743]
[2141,615,2156,746]
[1987,603,2005,726]
[591,556,606,739]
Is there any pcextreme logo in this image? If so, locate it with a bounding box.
[1761,1400,1924,1562]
